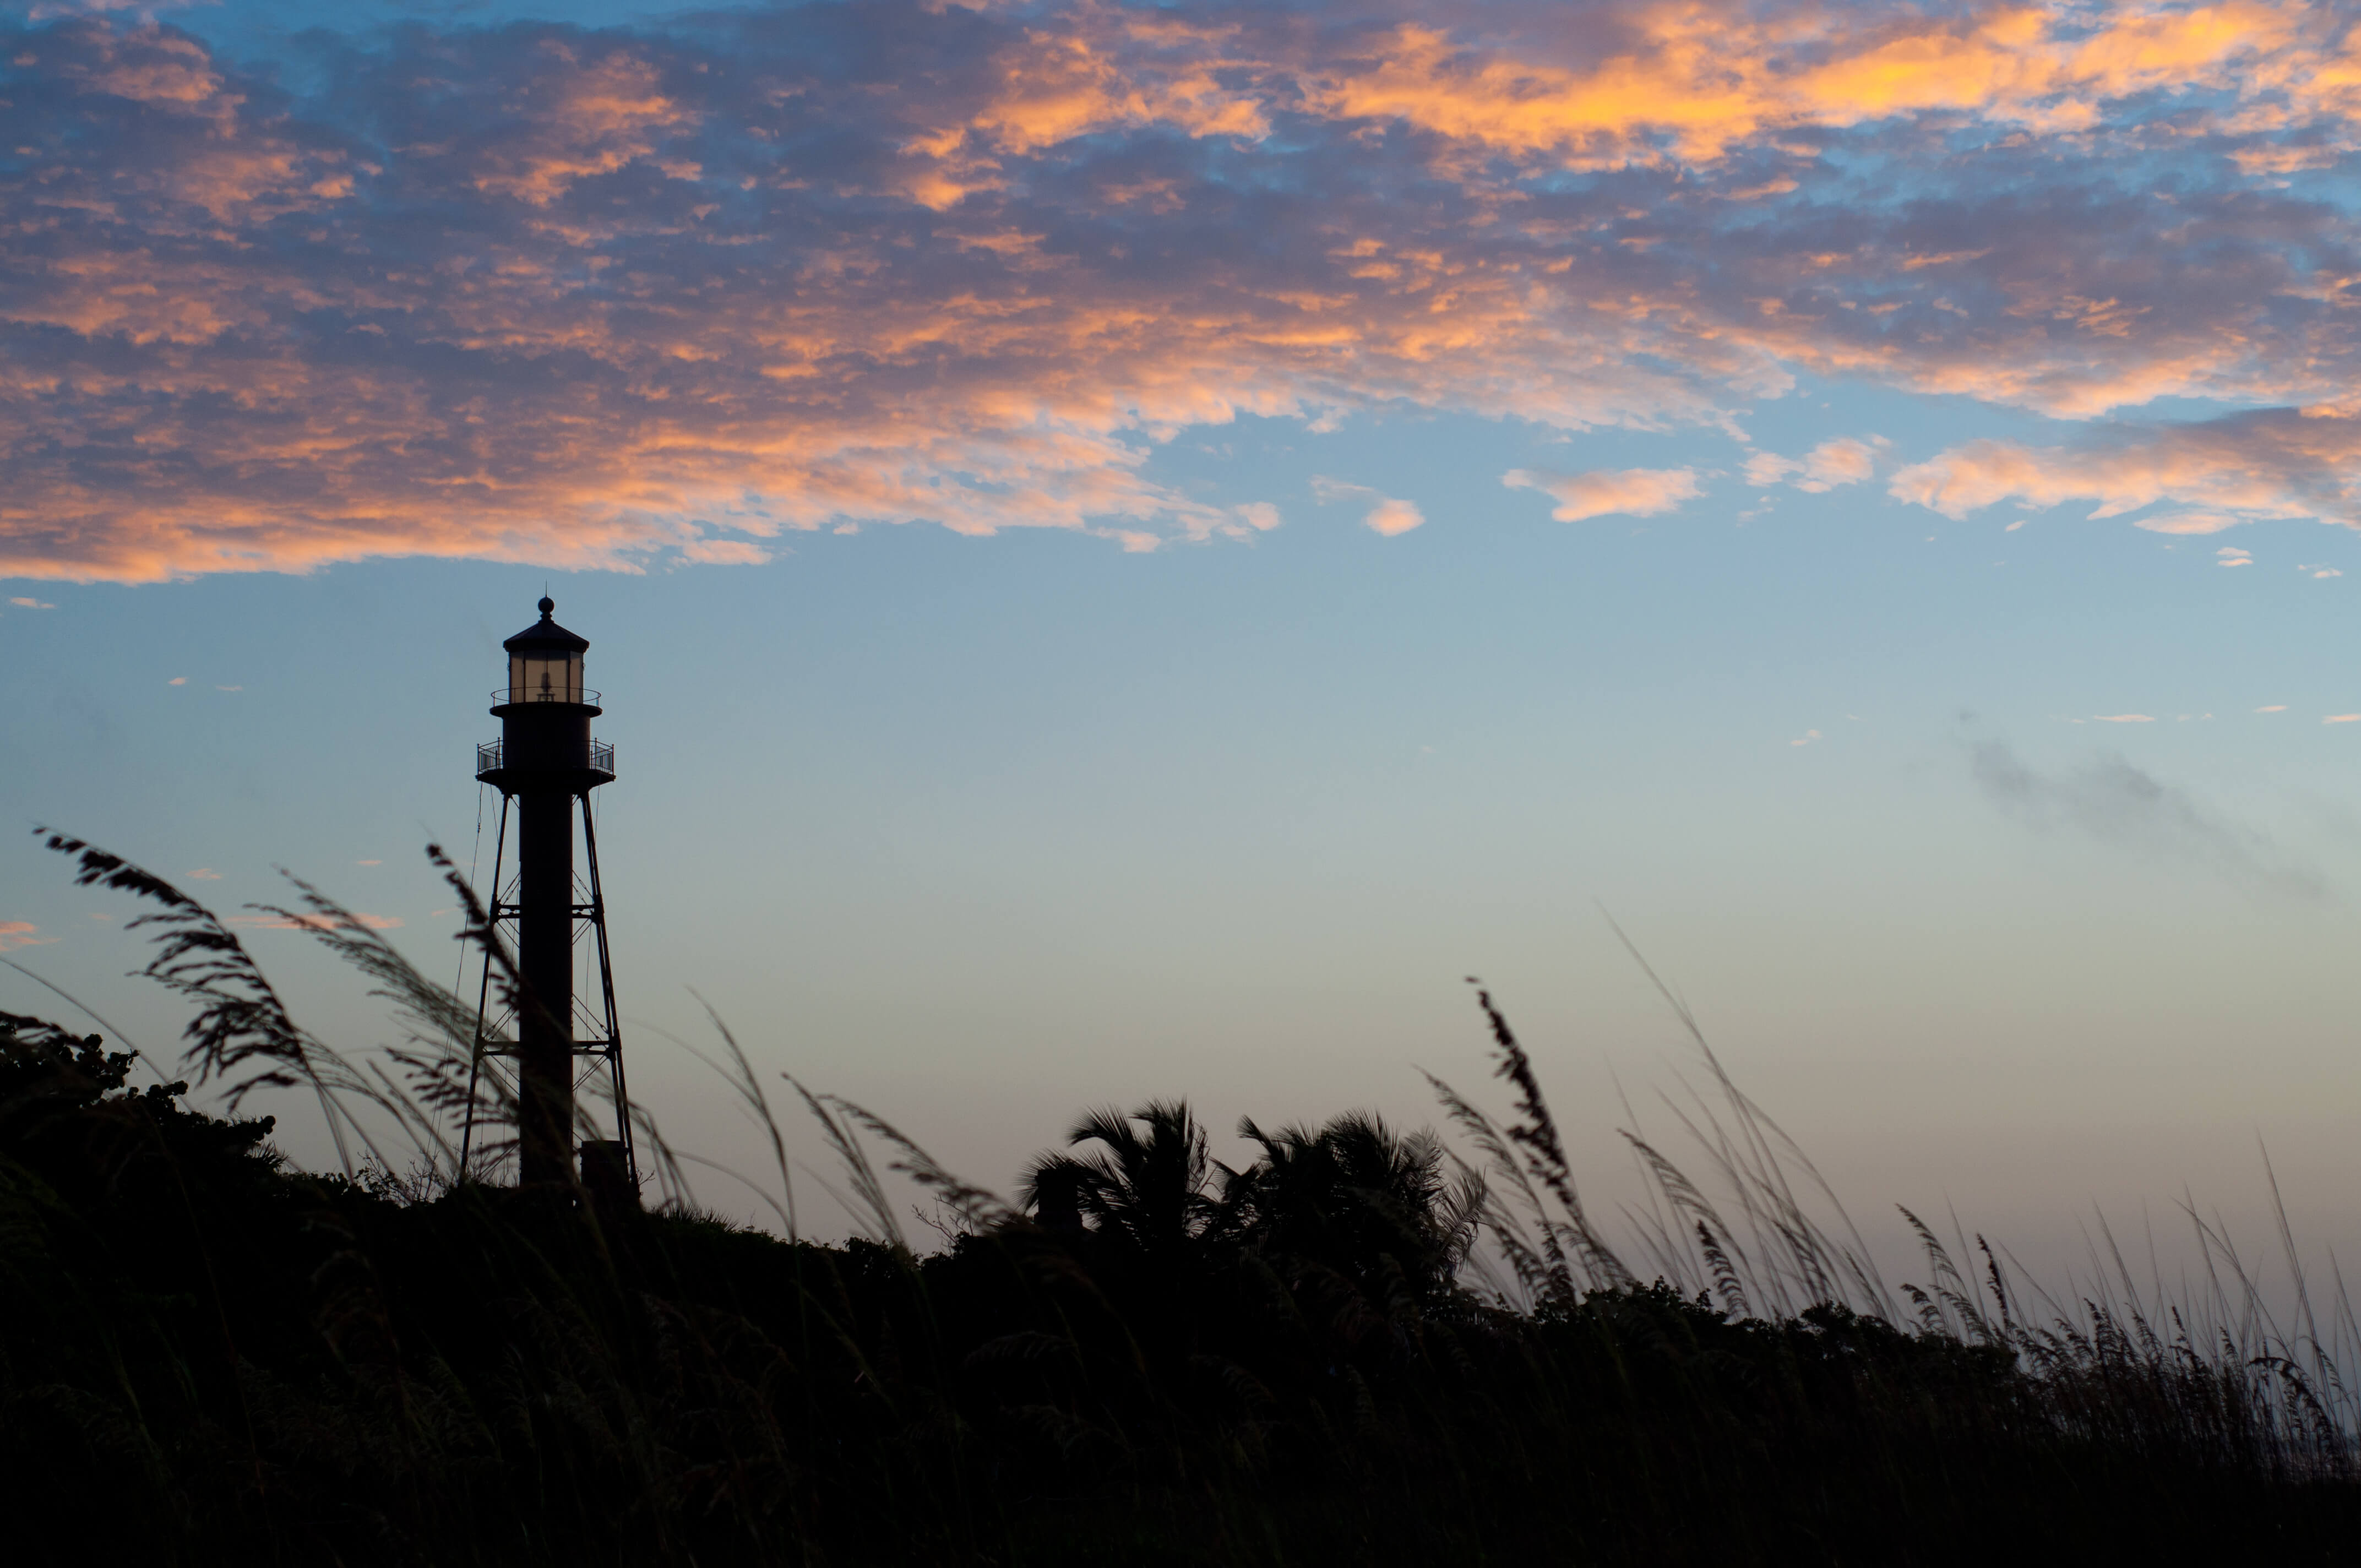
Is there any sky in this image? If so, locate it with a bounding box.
[6,0,2361,1291]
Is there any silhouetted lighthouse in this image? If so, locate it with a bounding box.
[461,597,636,1197]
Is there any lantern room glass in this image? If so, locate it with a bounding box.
[510,651,584,704]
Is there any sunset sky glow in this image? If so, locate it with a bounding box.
[8,0,2361,578]
[8,0,2361,1272]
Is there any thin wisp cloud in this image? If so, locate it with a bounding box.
[1971,739,2329,902]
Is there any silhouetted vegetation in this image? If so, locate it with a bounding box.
[4,834,2360,1564]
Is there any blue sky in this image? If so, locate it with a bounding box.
[6,0,2361,1280]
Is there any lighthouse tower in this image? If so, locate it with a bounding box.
[461,597,635,1195]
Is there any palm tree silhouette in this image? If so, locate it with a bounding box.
[1022,1098,1217,1268]
[1222,1110,1482,1308]
[1025,1101,1482,1322]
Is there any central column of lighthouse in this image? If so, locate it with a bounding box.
[513,766,575,1186]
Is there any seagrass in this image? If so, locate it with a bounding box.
[3,832,2357,1564]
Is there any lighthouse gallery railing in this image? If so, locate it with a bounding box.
[476,738,615,776]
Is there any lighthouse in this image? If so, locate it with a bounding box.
[461,597,635,1196]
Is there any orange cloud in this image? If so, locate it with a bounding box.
[1745,436,1886,492]
[226,912,404,931]
[1298,3,2321,169]
[1889,408,2361,532]
[465,45,696,206]
[1503,466,1701,521]
[3,7,2360,581]
[0,920,55,951]
[960,25,1266,155]
[1312,476,1424,535]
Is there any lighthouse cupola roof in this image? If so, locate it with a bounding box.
[504,596,589,656]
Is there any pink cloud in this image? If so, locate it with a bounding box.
[0,920,54,951]
[226,912,403,931]
[1890,409,2361,534]
[1312,476,1423,536]
[2132,513,2251,536]
[674,540,773,567]
[1362,497,1425,537]
[1793,437,1887,492]
[1503,466,1701,522]
[1743,436,1886,494]
[1298,4,2329,170]
[2,8,2359,580]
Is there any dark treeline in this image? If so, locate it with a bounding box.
[4,839,2360,1564]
